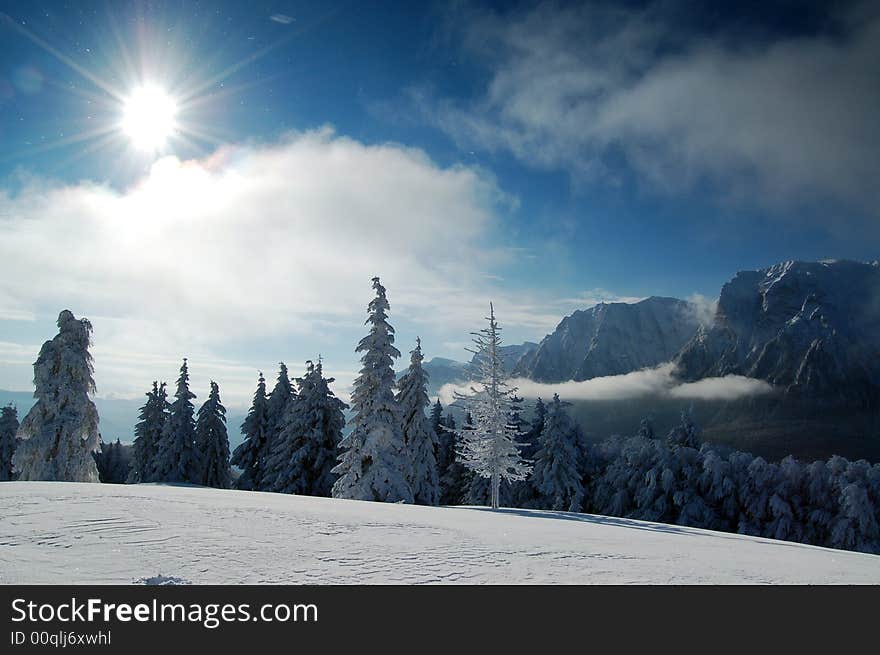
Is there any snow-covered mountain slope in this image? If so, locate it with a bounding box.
[2,482,877,584]
[514,297,700,382]
[676,260,880,403]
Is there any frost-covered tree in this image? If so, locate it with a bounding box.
[521,397,546,461]
[264,359,348,496]
[231,372,269,491]
[738,456,776,536]
[666,408,701,450]
[153,359,201,483]
[453,304,530,509]
[0,404,20,481]
[127,381,169,483]
[332,277,413,503]
[803,460,837,544]
[259,363,295,491]
[396,338,440,505]
[13,310,101,482]
[531,394,585,512]
[430,399,452,473]
[196,381,232,489]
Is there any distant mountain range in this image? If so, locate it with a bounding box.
[429,259,880,407]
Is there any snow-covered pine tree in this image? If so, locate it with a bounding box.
[666,407,701,450]
[196,381,232,489]
[127,381,169,483]
[231,372,269,490]
[430,398,448,469]
[332,277,413,503]
[396,338,440,505]
[258,363,295,491]
[265,359,348,496]
[0,404,20,481]
[153,359,201,483]
[112,439,131,483]
[453,304,530,509]
[13,310,101,482]
[531,394,586,512]
[464,399,525,508]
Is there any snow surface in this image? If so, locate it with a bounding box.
[1,482,878,584]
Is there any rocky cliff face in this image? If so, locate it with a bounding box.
[513,297,701,382]
[675,260,880,404]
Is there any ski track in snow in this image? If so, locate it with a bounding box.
[1,482,878,584]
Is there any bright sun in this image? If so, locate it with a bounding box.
[122,85,178,151]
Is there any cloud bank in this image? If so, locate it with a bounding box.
[438,363,774,405]
[429,1,880,219]
[0,128,527,403]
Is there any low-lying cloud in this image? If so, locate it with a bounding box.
[438,362,774,405]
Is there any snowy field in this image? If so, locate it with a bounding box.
[1,481,878,584]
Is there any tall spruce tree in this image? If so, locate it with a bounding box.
[127,381,169,483]
[153,359,201,483]
[522,397,546,461]
[231,372,269,490]
[453,304,530,509]
[431,400,454,483]
[196,381,232,488]
[396,338,440,505]
[265,359,348,496]
[259,363,295,490]
[531,394,586,512]
[0,404,20,481]
[332,277,413,503]
[13,310,101,482]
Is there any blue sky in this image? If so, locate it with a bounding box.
[1,0,878,407]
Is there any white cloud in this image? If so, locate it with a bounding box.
[2,127,510,337]
[668,375,773,401]
[438,362,773,405]
[0,127,613,405]
[684,293,718,328]
[0,128,510,402]
[429,2,880,219]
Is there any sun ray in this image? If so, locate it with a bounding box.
[0,12,127,102]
